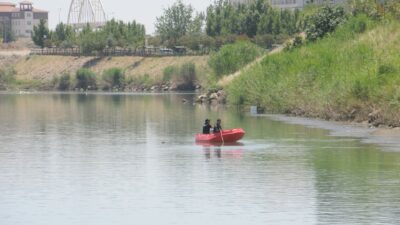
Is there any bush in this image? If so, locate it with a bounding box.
[163,66,178,82]
[178,63,196,90]
[284,35,304,51]
[131,74,153,88]
[102,68,125,90]
[208,41,263,77]
[305,6,347,42]
[0,68,16,85]
[75,68,97,90]
[58,73,71,90]
[253,34,275,49]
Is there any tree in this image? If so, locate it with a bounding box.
[53,23,75,47]
[32,19,49,48]
[155,0,203,45]
[304,6,346,42]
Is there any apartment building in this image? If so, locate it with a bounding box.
[0,1,48,38]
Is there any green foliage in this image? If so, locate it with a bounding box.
[52,23,75,47]
[177,34,215,50]
[133,74,153,88]
[162,63,197,90]
[206,0,299,38]
[284,35,304,51]
[32,19,50,48]
[0,25,16,43]
[179,63,197,89]
[37,19,145,53]
[304,6,346,42]
[208,41,263,77]
[155,0,204,46]
[78,25,107,54]
[163,66,178,81]
[75,68,97,90]
[58,73,71,90]
[102,68,125,90]
[0,68,16,86]
[253,34,275,49]
[227,15,400,122]
[351,80,370,100]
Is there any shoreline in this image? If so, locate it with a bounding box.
[1,90,399,151]
[256,114,400,152]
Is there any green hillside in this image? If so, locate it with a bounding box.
[227,15,400,127]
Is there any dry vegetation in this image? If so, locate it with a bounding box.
[11,55,209,82]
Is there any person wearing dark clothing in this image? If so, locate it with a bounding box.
[203,119,212,134]
[213,119,222,133]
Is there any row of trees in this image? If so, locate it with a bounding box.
[26,0,400,52]
[206,0,299,37]
[32,19,145,53]
[155,0,300,48]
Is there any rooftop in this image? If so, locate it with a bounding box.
[19,0,32,4]
[0,1,47,13]
[0,2,16,6]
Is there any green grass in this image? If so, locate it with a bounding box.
[227,15,400,126]
[208,41,264,77]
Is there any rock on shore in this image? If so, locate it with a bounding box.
[196,89,226,104]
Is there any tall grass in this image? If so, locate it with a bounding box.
[227,15,400,126]
[208,41,264,77]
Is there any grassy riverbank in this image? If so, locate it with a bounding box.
[227,16,400,127]
[0,55,210,91]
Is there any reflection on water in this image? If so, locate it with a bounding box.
[0,93,400,225]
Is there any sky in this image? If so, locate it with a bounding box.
[25,0,213,34]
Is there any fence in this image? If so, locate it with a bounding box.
[30,47,210,57]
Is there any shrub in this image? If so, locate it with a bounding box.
[253,34,275,49]
[75,68,97,90]
[178,63,196,90]
[131,74,153,88]
[102,68,125,90]
[208,41,263,77]
[163,66,178,82]
[0,68,16,85]
[58,73,71,90]
[304,6,347,42]
[284,35,304,51]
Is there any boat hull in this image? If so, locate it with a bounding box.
[195,128,245,143]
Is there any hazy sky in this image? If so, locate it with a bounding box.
[26,0,213,34]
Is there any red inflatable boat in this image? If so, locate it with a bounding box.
[195,128,245,143]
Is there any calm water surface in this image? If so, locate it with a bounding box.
[0,93,400,225]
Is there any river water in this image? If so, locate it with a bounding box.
[0,93,399,225]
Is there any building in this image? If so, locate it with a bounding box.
[231,0,346,10]
[0,1,48,38]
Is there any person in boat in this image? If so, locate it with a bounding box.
[213,119,222,134]
[202,119,213,134]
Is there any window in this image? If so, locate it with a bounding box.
[27,21,31,25]
[26,13,32,17]
[26,30,30,33]
[12,13,20,18]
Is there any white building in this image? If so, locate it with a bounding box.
[0,1,48,38]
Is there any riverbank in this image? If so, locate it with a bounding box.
[0,54,210,91]
[227,16,400,127]
[256,113,400,152]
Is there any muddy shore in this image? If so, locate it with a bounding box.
[256,114,400,152]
